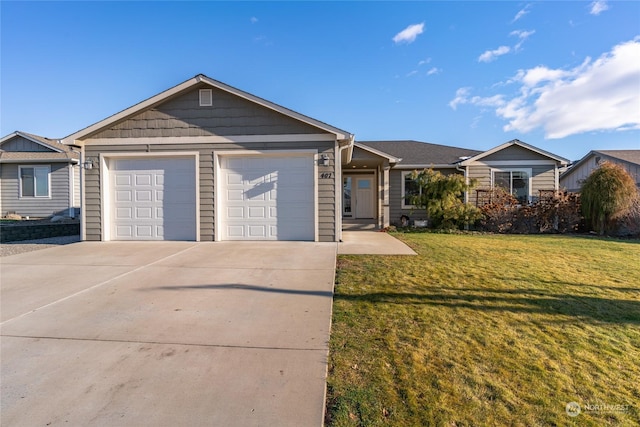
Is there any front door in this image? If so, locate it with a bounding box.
[355,177,374,218]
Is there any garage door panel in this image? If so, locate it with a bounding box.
[110,157,196,241]
[220,154,314,241]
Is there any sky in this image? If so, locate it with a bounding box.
[1,1,639,161]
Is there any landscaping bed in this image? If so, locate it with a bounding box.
[0,218,80,243]
[326,233,640,426]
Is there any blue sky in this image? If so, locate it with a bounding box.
[1,1,639,161]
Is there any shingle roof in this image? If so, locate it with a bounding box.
[593,150,640,166]
[0,151,78,162]
[0,131,75,154]
[357,140,482,166]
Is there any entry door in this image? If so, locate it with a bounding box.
[355,177,374,218]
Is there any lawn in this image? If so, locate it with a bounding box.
[326,233,640,426]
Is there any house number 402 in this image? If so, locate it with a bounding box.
[320,172,333,179]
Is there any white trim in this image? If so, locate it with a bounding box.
[213,149,319,242]
[80,149,86,240]
[400,170,417,209]
[199,89,213,106]
[460,140,569,166]
[63,74,352,144]
[68,164,74,216]
[18,165,51,199]
[465,160,558,166]
[393,164,459,170]
[353,143,401,163]
[79,134,337,146]
[491,167,533,202]
[100,152,200,242]
[1,131,64,153]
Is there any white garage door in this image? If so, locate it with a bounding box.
[220,155,315,241]
[111,157,196,241]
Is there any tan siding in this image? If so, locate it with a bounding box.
[90,85,326,139]
[483,145,550,161]
[82,140,336,241]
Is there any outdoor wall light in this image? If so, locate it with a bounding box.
[83,159,94,170]
[321,154,330,166]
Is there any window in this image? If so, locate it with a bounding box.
[492,169,531,203]
[402,171,421,208]
[20,166,50,198]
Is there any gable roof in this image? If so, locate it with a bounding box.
[560,149,640,180]
[0,131,78,163]
[357,140,482,167]
[63,74,353,144]
[459,139,569,166]
[0,131,73,153]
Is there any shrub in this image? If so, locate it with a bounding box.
[580,161,638,235]
[407,169,482,229]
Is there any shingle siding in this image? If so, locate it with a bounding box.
[90,85,322,139]
[0,163,72,217]
[482,145,551,162]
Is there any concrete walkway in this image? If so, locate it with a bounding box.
[338,231,417,255]
[1,241,336,427]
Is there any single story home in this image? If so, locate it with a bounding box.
[560,150,640,192]
[58,74,570,242]
[0,131,80,218]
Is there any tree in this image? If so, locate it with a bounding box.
[407,169,481,229]
[580,161,638,235]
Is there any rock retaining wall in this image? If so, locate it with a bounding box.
[0,223,80,243]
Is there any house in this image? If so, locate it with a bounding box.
[62,74,353,242]
[59,74,572,241]
[0,131,80,218]
[560,150,640,192]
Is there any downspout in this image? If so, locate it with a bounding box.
[456,163,469,204]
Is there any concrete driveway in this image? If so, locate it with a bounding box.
[1,241,336,427]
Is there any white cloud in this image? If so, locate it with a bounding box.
[406,70,419,77]
[510,29,535,51]
[512,5,531,23]
[393,23,425,44]
[427,67,440,75]
[418,57,432,66]
[478,46,511,63]
[590,0,609,15]
[452,38,640,139]
[448,87,471,110]
[250,16,258,24]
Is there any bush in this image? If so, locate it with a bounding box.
[580,161,638,235]
[407,169,482,229]
[479,189,582,234]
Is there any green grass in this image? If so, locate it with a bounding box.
[326,234,640,426]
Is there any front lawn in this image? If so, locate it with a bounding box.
[326,234,640,426]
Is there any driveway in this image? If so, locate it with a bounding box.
[1,241,336,426]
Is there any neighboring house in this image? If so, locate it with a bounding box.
[560,150,640,192]
[57,74,572,241]
[0,131,80,218]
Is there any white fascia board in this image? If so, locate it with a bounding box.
[63,74,353,145]
[393,164,458,169]
[0,131,65,153]
[0,158,76,164]
[465,160,559,166]
[461,140,569,166]
[81,134,336,146]
[353,142,401,163]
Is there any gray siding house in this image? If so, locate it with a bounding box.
[560,150,640,192]
[0,131,80,218]
[62,74,353,242]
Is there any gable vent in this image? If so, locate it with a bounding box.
[199,89,213,106]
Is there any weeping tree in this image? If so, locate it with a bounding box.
[407,169,482,229]
[580,161,638,235]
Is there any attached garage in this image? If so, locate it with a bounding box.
[106,156,198,241]
[217,153,315,241]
